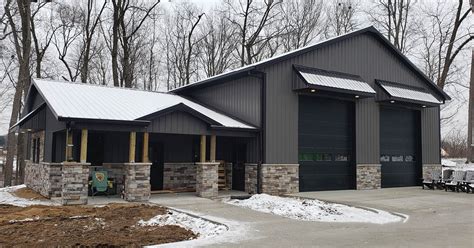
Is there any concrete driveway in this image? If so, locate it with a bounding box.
[151,187,474,247]
[148,187,473,248]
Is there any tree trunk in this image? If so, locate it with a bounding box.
[467,49,474,163]
[111,0,121,87]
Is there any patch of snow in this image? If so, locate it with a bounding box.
[226,194,404,224]
[145,208,253,248]
[442,158,474,171]
[139,210,227,239]
[0,184,57,207]
[8,216,41,223]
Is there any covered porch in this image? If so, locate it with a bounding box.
[17,79,259,205]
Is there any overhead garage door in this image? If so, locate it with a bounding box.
[380,107,421,188]
[298,96,356,191]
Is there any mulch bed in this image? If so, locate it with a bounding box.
[0,203,196,247]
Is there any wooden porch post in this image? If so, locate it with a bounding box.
[200,135,206,163]
[210,135,216,162]
[129,132,136,163]
[66,129,73,161]
[142,132,149,163]
[80,129,88,163]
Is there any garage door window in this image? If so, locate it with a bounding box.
[314,153,332,161]
[391,155,404,162]
[299,153,314,161]
[335,154,349,161]
[380,155,390,162]
[405,155,415,162]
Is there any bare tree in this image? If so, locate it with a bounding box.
[467,0,473,163]
[163,2,205,88]
[324,0,359,38]
[198,9,238,77]
[225,0,282,66]
[367,0,417,53]
[437,0,473,89]
[80,0,107,84]
[111,0,160,88]
[442,129,469,158]
[30,2,57,79]
[3,0,32,186]
[279,0,324,52]
[52,3,83,82]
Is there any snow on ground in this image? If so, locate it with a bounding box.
[0,185,57,207]
[139,210,228,239]
[442,158,474,171]
[226,194,404,224]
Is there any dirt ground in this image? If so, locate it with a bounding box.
[12,187,48,200]
[0,203,196,247]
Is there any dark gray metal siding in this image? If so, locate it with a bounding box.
[186,76,261,127]
[421,107,441,164]
[44,107,66,162]
[263,33,440,164]
[148,111,210,135]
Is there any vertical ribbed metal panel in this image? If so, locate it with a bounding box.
[188,76,261,127]
[262,33,440,164]
[421,107,440,164]
[149,111,209,135]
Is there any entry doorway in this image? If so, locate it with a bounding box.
[232,143,246,191]
[149,142,164,190]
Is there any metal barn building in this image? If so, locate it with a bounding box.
[16,26,449,205]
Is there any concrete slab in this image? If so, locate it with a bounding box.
[148,187,474,247]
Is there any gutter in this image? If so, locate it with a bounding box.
[249,70,267,194]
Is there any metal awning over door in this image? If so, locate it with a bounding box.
[293,66,376,97]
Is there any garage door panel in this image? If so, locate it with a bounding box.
[380,107,421,188]
[298,96,356,192]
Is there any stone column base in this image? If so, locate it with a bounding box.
[163,162,196,191]
[356,164,381,190]
[423,164,442,179]
[124,163,151,202]
[196,162,219,198]
[261,164,299,195]
[61,162,90,205]
[245,163,258,194]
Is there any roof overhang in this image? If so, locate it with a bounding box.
[11,102,46,130]
[293,65,376,98]
[375,80,444,107]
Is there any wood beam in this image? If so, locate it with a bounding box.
[129,132,136,163]
[210,135,216,162]
[200,135,206,163]
[142,132,149,163]
[66,129,73,161]
[80,129,88,163]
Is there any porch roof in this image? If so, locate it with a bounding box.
[20,79,256,130]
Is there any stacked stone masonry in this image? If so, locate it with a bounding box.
[422,164,442,180]
[163,163,196,191]
[356,164,381,190]
[261,164,299,195]
[124,163,151,202]
[245,164,258,194]
[61,162,90,205]
[196,162,219,198]
[102,163,126,194]
[225,162,232,189]
[25,161,62,199]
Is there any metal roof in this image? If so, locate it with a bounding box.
[171,26,449,101]
[28,79,256,129]
[294,66,376,95]
[377,80,442,104]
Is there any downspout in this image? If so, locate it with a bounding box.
[249,69,266,194]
